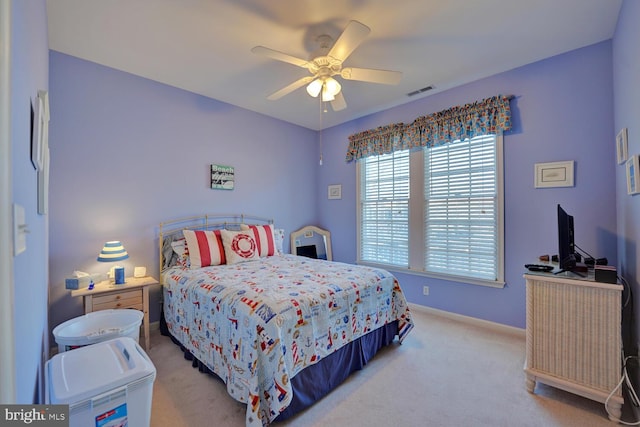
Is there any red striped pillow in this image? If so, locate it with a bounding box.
[182,229,226,268]
[241,224,276,257]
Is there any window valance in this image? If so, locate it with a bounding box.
[345,123,407,161]
[345,95,512,162]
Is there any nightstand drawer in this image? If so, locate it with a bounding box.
[93,290,142,310]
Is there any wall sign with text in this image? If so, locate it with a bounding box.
[210,164,235,190]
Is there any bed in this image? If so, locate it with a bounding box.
[159,214,414,426]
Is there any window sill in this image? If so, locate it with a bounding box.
[357,261,506,289]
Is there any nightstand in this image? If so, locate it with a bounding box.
[71,276,158,350]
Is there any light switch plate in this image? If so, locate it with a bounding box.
[13,204,26,256]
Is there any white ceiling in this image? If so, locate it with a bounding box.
[46,0,622,131]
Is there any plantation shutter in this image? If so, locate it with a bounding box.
[360,150,410,266]
[424,135,498,280]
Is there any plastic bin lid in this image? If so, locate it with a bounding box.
[47,337,156,404]
[53,309,143,341]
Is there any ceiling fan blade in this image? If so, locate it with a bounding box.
[331,91,347,111]
[251,46,309,68]
[341,67,402,85]
[267,76,315,100]
[327,20,370,63]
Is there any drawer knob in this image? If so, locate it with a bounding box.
[116,303,121,307]
[116,295,121,300]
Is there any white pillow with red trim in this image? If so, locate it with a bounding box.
[221,229,260,264]
[182,229,226,269]
[240,224,276,257]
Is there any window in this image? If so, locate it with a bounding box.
[357,134,504,287]
[359,150,410,267]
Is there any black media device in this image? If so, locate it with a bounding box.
[296,245,318,259]
[555,204,584,277]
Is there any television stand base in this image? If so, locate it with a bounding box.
[554,269,586,278]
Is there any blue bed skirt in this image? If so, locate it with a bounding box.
[160,314,399,420]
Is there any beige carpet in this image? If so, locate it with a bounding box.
[146,305,625,426]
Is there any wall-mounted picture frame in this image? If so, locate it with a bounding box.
[626,155,639,195]
[31,90,49,171]
[210,164,235,190]
[328,184,342,200]
[617,128,628,164]
[534,160,574,188]
[38,146,50,215]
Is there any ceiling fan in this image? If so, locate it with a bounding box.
[252,20,402,112]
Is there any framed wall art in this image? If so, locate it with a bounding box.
[328,184,342,200]
[626,155,639,195]
[534,161,574,188]
[31,90,49,171]
[38,146,50,215]
[617,128,628,165]
[210,164,235,190]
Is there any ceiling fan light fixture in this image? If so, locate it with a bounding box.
[306,79,323,98]
[321,86,335,102]
[324,77,341,97]
[253,21,399,112]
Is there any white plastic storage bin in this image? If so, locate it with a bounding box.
[46,337,156,427]
[53,309,143,352]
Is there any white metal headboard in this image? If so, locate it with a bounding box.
[158,213,273,281]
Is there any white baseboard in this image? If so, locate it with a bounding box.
[408,303,525,337]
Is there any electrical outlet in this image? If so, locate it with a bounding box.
[423,286,429,296]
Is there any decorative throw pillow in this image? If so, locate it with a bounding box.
[170,237,191,268]
[182,229,226,269]
[273,228,285,254]
[163,235,178,269]
[240,224,276,257]
[221,229,260,264]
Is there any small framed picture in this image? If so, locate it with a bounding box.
[210,164,235,190]
[534,161,574,188]
[37,146,50,215]
[31,90,49,171]
[626,155,639,195]
[617,128,628,164]
[328,184,342,200]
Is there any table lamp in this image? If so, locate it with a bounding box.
[97,240,129,284]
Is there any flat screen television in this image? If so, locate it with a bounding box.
[296,244,318,259]
[556,204,581,275]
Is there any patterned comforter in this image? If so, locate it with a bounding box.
[162,254,414,426]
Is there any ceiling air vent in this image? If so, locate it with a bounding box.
[407,85,434,97]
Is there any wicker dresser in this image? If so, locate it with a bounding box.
[524,273,623,421]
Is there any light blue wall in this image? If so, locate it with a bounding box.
[7,0,633,406]
[613,0,640,358]
[48,15,626,339]
[10,0,49,403]
[317,41,617,329]
[47,52,318,339]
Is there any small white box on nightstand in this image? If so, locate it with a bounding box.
[134,266,146,278]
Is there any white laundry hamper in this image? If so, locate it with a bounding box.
[46,337,156,427]
[53,309,143,353]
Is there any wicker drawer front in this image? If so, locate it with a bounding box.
[528,279,621,393]
[93,289,142,311]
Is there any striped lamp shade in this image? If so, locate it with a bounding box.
[97,241,129,262]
